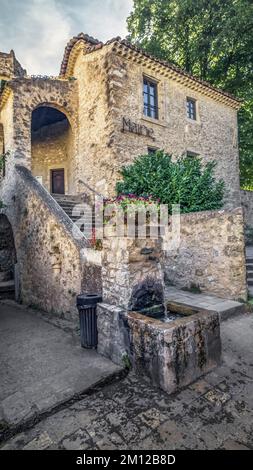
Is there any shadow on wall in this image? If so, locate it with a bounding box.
[0,214,16,284]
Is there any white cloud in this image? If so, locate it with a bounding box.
[0,0,133,75]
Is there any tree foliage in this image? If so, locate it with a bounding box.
[127,0,253,188]
[116,151,225,213]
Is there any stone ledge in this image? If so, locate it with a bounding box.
[168,206,243,223]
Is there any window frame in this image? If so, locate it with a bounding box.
[186,97,197,121]
[143,77,159,120]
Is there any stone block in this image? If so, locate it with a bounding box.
[97,303,221,395]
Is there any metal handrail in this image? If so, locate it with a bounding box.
[78,179,105,199]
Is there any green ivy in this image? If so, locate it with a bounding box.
[116,151,225,214]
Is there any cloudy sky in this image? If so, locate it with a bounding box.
[0,0,133,75]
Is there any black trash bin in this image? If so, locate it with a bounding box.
[76,294,102,349]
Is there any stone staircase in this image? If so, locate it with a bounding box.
[52,194,95,238]
[246,246,253,298]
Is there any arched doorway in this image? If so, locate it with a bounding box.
[31,105,74,195]
[0,214,16,299]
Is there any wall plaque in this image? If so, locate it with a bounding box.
[122,117,155,141]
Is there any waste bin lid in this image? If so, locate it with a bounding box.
[77,293,103,307]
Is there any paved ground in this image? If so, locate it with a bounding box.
[0,302,122,433]
[1,310,253,450]
[165,286,246,321]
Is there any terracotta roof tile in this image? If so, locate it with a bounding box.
[60,34,241,106]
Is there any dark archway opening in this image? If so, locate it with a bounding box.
[31,105,74,194]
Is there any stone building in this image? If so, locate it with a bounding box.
[0,33,242,203]
[0,34,248,316]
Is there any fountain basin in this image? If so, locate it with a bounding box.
[97,302,221,395]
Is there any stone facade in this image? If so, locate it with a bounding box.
[163,208,247,301]
[0,34,241,205]
[69,39,241,206]
[104,52,241,207]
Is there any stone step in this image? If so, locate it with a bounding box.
[57,207,93,217]
[0,280,15,299]
[247,271,253,278]
[59,208,94,215]
[56,199,85,204]
[248,279,253,286]
[0,270,13,282]
[63,210,94,216]
[56,202,84,209]
[53,199,84,206]
[246,258,253,264]
[52,193,81,199]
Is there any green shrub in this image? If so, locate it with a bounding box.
[116,151,225,213]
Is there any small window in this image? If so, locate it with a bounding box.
[148,147,159,155]
[187,97,197,120]
[143,77,158,119]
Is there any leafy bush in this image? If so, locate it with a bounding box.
[116,151,225,213]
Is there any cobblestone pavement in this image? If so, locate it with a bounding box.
[1,312,253,450]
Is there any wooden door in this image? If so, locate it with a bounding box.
[51,169,65,194]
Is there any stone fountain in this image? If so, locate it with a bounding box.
[97,236,221,394]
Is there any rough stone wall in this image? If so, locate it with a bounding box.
[241,190,253,244]
[73,48,116,195]
[0,92,14,185]
[0,92,14,155]
[98,49,241,207]
[0,124,3,153]
[0,53,14,78]
[102,237,164,309]
[163,208,247,300]
[0,124,3,184]
[5,78,78,175]
[0,51,26,79]
[31,120,75,194]
[0,165,101,320]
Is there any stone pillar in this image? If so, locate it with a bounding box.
[101,237,165,311]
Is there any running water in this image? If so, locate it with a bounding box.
[162,299,186,323]
[136,301,186,323]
